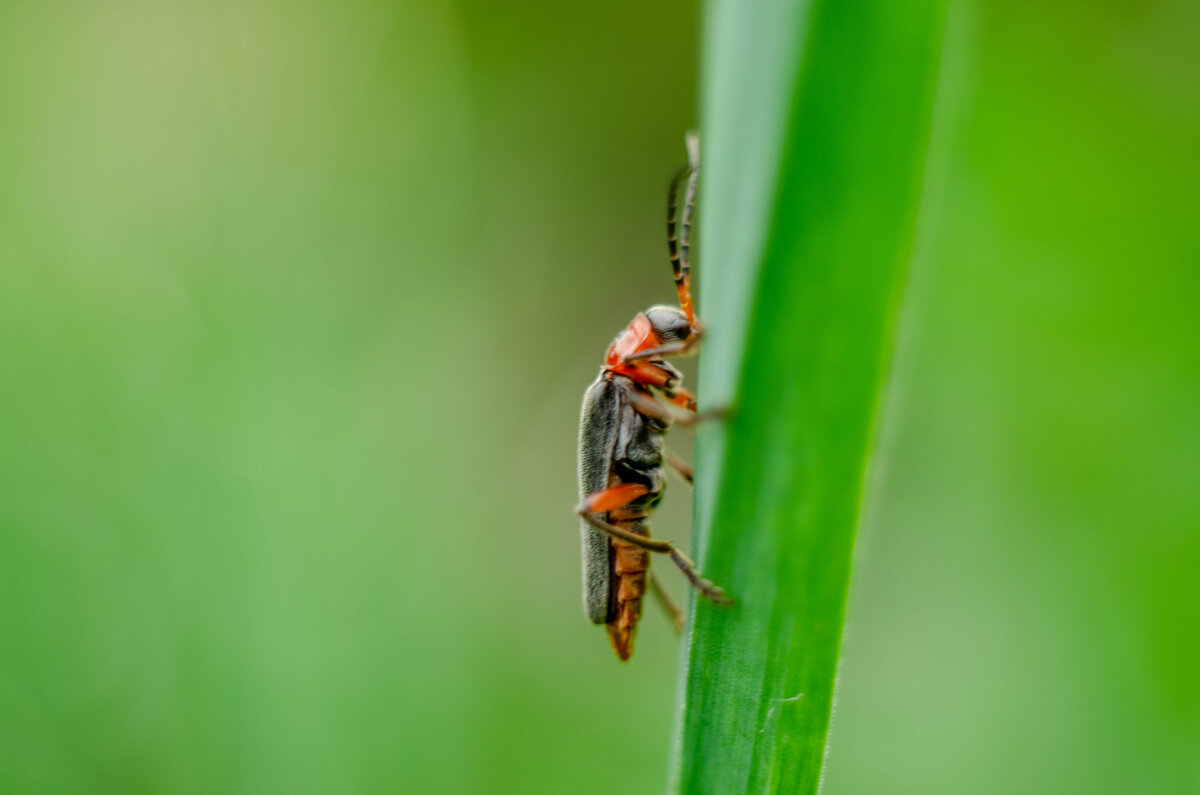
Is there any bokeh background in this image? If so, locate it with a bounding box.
[0,2,1195,794]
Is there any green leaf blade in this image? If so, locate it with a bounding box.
[674,1,951,791]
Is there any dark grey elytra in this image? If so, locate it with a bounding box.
[577,373,666,624]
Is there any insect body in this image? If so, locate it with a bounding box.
[576,134,731,661]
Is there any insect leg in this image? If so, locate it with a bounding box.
[667,546,731,606]
[664,448,693,485]
[576,505,731,606]
[634,384,698,417]
[660,387,698,415]
[650,571,685,632]
[579,482,650,514]
[662,391,733,426]
[624,387,728,429]
[622,328,704,365]
[623,389,674,421]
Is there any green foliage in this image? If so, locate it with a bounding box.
[0,4,700,793]
[672,1,949,790]
[2,2,1198,793]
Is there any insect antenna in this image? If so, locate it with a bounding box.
[667,133,701,327]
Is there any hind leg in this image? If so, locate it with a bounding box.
[577,487,731,606]
[651,571,685,632]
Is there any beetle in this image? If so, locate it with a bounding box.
[576,133,731,662]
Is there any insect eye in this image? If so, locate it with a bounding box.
[645,305,692,344]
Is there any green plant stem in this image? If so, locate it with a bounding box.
[671,1,951,791]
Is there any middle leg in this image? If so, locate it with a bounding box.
[650,571,685,632]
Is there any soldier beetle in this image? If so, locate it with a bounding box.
[576,134,731,662]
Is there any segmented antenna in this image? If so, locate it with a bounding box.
[667,133,701,326]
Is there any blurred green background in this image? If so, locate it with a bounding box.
[825,3,1200,793]
[0,2,1195,794]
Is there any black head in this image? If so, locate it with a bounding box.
[644,305,692,344]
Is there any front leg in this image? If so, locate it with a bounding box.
[623,325,705,364]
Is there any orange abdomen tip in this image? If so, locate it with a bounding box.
[606,621,635,662]
[607,537,649,662]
